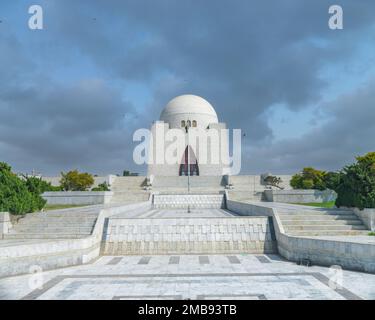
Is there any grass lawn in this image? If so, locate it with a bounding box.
[43,204,88,211]
[369,232,375,236]
[290,201,336,208]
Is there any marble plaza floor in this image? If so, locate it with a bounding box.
[0,253,374,300]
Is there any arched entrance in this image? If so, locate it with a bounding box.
[179,145,199,176]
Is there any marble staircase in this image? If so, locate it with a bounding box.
[276,206,369,236]
[3,206,102,240]
[110,177,150,203]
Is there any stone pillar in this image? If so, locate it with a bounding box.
[0,212,12,238]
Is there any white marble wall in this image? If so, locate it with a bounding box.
[102,216,276,255]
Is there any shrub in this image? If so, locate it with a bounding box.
[91,182,110,191]
[302,179,314,189]
[334,152,375,209]
[25,176,55,194]
[0,162,46,215]
[60,170,94,191]
[290,167,327,190]
[47,185,63,191]
[123,170,131,176]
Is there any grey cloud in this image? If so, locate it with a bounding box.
[1,1,375,174]
[245,79,375,173]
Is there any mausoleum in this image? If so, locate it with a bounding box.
[147,94,230,177]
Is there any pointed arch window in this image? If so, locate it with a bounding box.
[192,120,197,127]
[181,120,186,127]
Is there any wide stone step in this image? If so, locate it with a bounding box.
[21,216,98,221]
[287,230,370,236]
[279,213,358,220]
[23,213,99,218]
[17,221,97,227]
[11,223,95,230]
[3,233,89,239]
[12,226,94,233]
[279,214,358,220]
[278,209,353,216]
[285,224,367,231]
[281,219,363,226]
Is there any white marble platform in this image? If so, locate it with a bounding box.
[0,254,374,300]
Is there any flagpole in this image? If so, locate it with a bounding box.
[186,123,191,213]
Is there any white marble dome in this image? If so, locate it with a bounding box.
[160,94,219,129]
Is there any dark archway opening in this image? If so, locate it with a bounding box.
[179,145,199,176]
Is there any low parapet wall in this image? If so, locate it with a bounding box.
[42,191,114,205]
[227,200,375,273]
[43,175,118,188]
[264,189,336,203]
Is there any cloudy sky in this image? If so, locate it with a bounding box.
[0,1,374,176]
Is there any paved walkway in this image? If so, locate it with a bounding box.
[1,254,374,300]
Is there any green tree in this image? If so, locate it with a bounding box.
[0,163,46,214]
[24,176,55,194]
[324,171,341,190]
[335,152,375,209]
[60,170,94,191]
[290,167,327,190]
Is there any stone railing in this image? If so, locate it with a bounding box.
[263,189,336,203]
[42,191,114,205]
